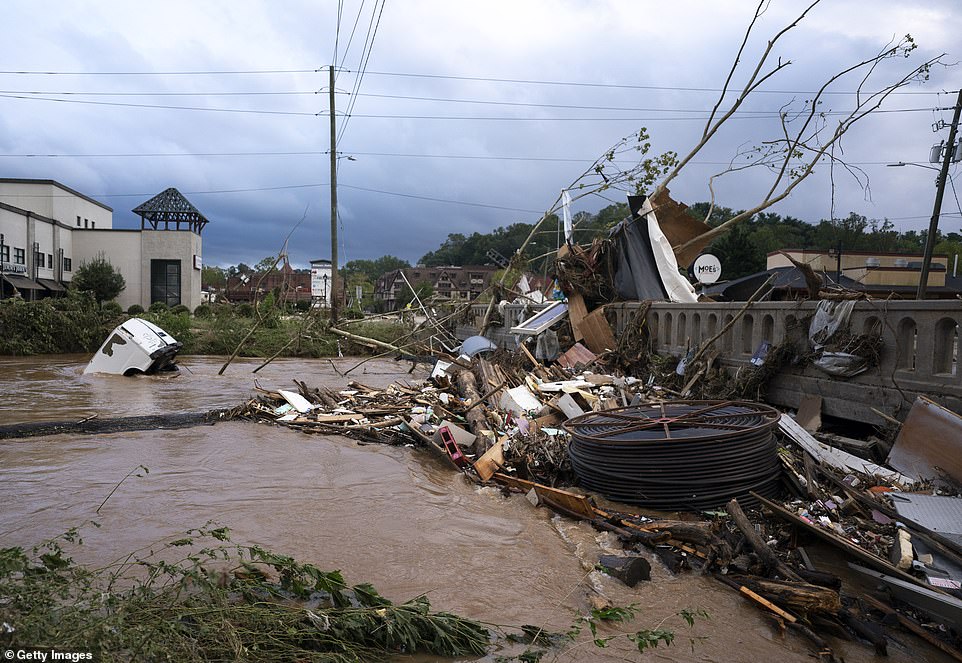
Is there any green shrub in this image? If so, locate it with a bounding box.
[149,301,169,313]
[293,300,311,312]
[170,304,190,315]
[141,310,192,345]
[236,303,254,317]
[0,291,110,355]
[213,303,234,318]
[127,304,145,315]
[194,304,213,318]
[101,301,123,318]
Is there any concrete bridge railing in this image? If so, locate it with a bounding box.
[458,299,962,425]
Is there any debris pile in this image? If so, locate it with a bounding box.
[224,342,962,662]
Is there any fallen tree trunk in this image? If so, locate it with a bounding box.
[329,327,401,353]
[734,576,842,617]
[455,368,490,452]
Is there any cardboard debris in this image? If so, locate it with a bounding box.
[796,394,822,433]
[649,188,713,268]
[579,306,617,354]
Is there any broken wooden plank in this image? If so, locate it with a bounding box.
[493,473,595,520]
[566,291,588,343]
[473,438,505,482]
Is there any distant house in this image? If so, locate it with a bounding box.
[374,265,497,311]
[0,179,205,310]
[225,262,312,304]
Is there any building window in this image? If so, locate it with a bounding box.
[14,248,24,265]
[84,219,88,228]
[63,257,72,272]
[151,259,181,306]
[36,252,45,268]
[76,216,81,227]
[0,245,8,262]
[91,221,96,229]
[48,253,53,268]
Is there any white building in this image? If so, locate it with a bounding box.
[0,179,205,311]
[310,259,332,307]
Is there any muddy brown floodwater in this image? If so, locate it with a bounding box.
[0,355,953,662]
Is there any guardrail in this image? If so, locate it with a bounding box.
[458,299,962,425]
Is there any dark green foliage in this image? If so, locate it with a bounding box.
[100,301,123,318]
[148,301,169,313]
[193,304,213,318]
[170,304,190,315]
[0,525,490,662]
[0,291,110,355]
[342,255,411,281]
[141,309,192,345]
[236,302,254,317]
[293,300,311,312]
[70,254,126,305]
[127,304,145,315]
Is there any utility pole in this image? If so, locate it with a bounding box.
[918,88,962,300]
[328,64,339,322]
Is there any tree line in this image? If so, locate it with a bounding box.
[202,204,962,291]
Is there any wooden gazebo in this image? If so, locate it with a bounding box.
[133,187,209,234]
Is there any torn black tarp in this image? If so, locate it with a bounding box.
[609,195,697,302]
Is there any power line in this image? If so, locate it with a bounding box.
[0,87,945,116]
[0,149,939,169]
[0,93,318,116]
[0,68,317,76]
[1,91,937,121]
[0,89,321,97]
[335,0,369,81]
[336,0,387,146]
[354,69,951,96]
[0,65,949,98]
[338,183,540,213]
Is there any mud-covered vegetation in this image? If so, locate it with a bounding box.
[0,294,408,358]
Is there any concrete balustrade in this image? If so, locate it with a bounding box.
[458,299,962,425]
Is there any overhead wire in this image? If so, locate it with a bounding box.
[0,65,952,98]
[0,90,940,120]
[336,0,386,146]
[335,0,369,82]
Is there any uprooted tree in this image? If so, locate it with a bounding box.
[481,0,944,328]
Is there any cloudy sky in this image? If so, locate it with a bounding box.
[0,1,960,269]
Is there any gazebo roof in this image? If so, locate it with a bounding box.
[133,187,209,233]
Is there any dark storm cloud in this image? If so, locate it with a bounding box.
[0,0,959,268]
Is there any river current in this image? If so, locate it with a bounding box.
[0,355,949,661]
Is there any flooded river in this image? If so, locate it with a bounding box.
[0,355,951,662]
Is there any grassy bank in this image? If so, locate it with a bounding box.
[0,295,409,358]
